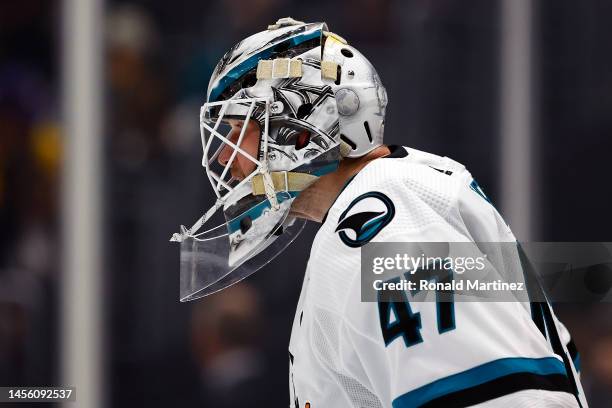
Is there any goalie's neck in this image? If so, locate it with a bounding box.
[290,145,391,223]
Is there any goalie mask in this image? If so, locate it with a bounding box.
[171,17,388,301]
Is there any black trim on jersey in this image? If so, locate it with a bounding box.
[419,372,572,408]
[531,302,548,338]
[540,302,583,406]
[567,339,578,363]
[385,144,409,158]
[517,244,584,407]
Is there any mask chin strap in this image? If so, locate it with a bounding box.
[259,165,280,210]
[251,171,319,196]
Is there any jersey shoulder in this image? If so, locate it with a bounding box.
[324,145,473,237]
[304,147,475,311]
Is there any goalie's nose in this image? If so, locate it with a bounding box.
[217,130,240,167]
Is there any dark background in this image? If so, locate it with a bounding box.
[1,0,611,406]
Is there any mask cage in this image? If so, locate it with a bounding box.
[200,97,270,203]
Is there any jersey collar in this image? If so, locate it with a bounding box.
[320,145,408,224]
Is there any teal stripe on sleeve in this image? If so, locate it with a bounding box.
[392,357,567,408]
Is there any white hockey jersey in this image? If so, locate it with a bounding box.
[288,146,586,408]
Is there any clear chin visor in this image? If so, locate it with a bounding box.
[171,96,306,301]
[178,192,305,301]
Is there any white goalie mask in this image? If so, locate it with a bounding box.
[171,18,388,301]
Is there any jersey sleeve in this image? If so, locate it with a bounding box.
[324,168,578,407]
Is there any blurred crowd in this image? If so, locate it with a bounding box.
[1,0,612,407]
[0,0,60,387]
